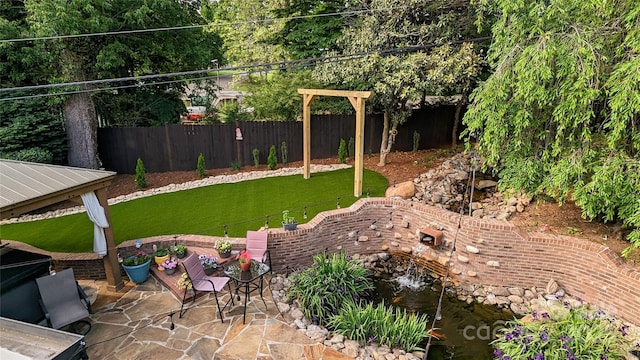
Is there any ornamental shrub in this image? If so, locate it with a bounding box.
[287,252,373,326]
[338,138,347,164]
[267,145,277,170]
[197,153,206,178]
[252,148,260,167]
[412,131,420,152]
[280,141,288,165]
[329,301,429,352]
[348,137,355,158]
[492,304,635,360]
[135,158,147,189]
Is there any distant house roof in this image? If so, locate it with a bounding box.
[0,160,116,220]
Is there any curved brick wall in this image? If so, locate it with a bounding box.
[13,198,640,324]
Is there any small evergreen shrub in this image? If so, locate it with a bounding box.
[338,138,347,164]
[329,301,430,352]
[280,141,288,165]
[135,158,147,189]
[252,148,260,167]
[287,252,373,325]
[267,145,277,170]
[348,137,355,158]
[196,153,206,178]
[492,304,635,360]
[412,130,420,152]
[230,160,241,170]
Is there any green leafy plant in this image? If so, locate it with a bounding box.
[492,304,634,360]
[280,141,288,165]
[197,153,206,178]
[412,130,420,152]
[338,138,347,164]
[329,301,429,352]
[348,137,355,158]
[169,244,186,256]
[230,160,241,170]
[135,158,147,189]
[282,210,296,224]
[288,252,373,325]
[122,250,151,266]
[267,145,277,170]
[252,148,260,167]
[152,244,169,257]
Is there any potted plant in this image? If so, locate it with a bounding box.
[282,210,298,231]
[214,240,232,258]
[239,250,251,272]
[161,257,178,275]
[199,254,218,275]
[176,273,193,295]
[122,250,152,284]
[170,244,187,259]
[153,244,170,270]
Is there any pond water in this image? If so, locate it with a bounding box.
[372,270,515,360]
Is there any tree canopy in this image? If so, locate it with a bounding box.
[1,0,222,167]
[463,0,640,255]
[313,0,484,165]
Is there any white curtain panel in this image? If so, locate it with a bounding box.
[81,192,109,256]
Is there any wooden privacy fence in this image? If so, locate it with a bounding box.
[97,106,460,174]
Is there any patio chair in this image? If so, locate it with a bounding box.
[35,268,92,335]
[245,230,272,272]
[179,253,234,322]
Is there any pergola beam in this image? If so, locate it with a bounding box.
[297,88,373,197]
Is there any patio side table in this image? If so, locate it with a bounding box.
[223,260,270,324]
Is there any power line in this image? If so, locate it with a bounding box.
[0,6,409,44]
[0,37,491,101]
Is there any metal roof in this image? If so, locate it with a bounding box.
[0,160,116,220]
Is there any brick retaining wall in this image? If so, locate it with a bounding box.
[16,198,639,324]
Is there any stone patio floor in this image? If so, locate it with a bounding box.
[80,275,354,360]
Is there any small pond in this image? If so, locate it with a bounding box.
[371,263,515,359]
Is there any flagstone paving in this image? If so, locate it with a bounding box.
[80,275,355,360]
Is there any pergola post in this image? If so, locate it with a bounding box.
[297,89,373,197]
[96,188,125,292]
[302,93,315,180]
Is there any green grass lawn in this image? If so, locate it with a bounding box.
[0,168,387,253]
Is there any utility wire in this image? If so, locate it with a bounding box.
[0,6,410,44]
[0,36,491,101]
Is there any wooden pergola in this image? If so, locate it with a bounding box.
[297,89,373,196]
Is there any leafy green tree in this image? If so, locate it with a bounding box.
[271,0,351,59]
[239,69,349,120]
[204,0,287,67]
[463,0,640,255]
[20,0,222,168]
[0,1,66,164]
[314,0,483,165]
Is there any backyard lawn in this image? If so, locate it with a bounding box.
[1,168,387,253]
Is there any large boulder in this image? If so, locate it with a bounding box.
[385,180,415,199]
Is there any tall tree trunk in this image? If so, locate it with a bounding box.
[64,92,99,169]
[452,98,464,148]
[378,112,390,166]
[378,111,399,166]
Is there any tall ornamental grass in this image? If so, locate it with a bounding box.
[287,252,373,325]
[328,301,430,352]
